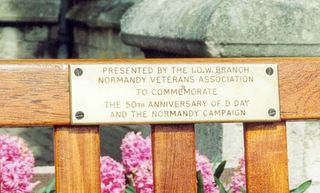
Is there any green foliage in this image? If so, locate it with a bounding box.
[290,180,312,193]
[214,177,231,193]
[125,184,136,193]
[240,187,246,193]
[197,171,205,193]
[36,178,55,193]
[212,160,232,193]
[214,160,226,179]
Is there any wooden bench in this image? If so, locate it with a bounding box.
[1,58,319,193]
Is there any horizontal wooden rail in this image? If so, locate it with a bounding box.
[0,58,320,126]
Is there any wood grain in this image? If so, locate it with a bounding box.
[152,124,197,193]
[0,63,69,126]
[54,126,101,193]
[244,122,289,193]
[278,63,320,120]
[0,58,320,126]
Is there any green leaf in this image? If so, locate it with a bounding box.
[36,187,46,193]
[214,160,227,179]
[240,187,246,193]
[214,177,228,193]
[219,187,228,193]
[290,180,312,193]
[45,178,56,193]
[197,171,205,193]
[36,178,55,193]
[125,184,136,193]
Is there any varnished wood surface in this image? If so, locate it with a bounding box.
[0,63,70,126]
[0,58,320,126]
[152,124,197,193]
[54,126,101,193]
[244,122,289,193]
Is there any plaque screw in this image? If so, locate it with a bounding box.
[74,68,83,77]
[75,111,84,120]
[266,67,274,75]
[268,108,277,117]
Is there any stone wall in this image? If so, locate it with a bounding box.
[72,26,144,58]
[0,0,61,58]
[67,0,144,58]
[121,0,320,57]
[0,26,59,58]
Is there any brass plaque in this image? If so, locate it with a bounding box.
[70,64,280,124]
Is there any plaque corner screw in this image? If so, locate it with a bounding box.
[74,68,83,77]
[266,67,274,76]
[75,111,85,120]
[268,108,277,117]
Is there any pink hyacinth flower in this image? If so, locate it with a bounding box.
[100,156,126,193]
[0,135,37,193]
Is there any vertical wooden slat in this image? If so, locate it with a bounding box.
[152,124,197,193]
[54,126,101,193]
[244,122,289,193]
